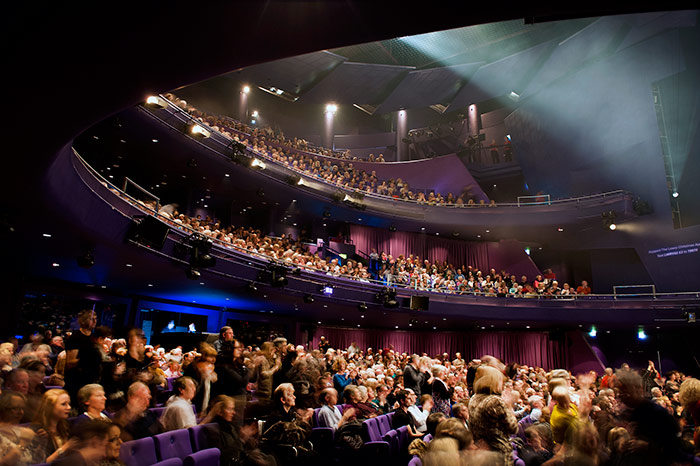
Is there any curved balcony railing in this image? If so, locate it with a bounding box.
[143,96,632,213]
[72,147,700,308]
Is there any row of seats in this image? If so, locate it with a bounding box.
[120,424,220,466]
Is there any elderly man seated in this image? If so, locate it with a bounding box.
[114,381,163,441]
[161,376,198,431]
[317,388,356,429]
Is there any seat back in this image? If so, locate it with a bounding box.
[362,418,382,442]
[423,433,433,443]
[154,429,193,461]
[397,425,410,453]
[149,407,166,418]
[120,437,158,466]
[382,429,399,455]
[377,414,392,436]
[183,448,221,466]
[313,407,322,427]
[153,459,184,466]
[188,423,215,451]
[408,456,423,466]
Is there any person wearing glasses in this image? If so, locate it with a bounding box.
[0,391,37,466]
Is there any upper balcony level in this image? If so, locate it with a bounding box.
[129,95,636,237]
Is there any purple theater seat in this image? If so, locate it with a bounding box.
[150,407,166,418]
[360,440,390,457]
[376,414,392,436]
[154,429,193,461]
[362,418,382,442]
[166,377,176,391]
[188,423,216,451]
[397,425,410,453]
[408,456,423,466]
[183,448,221,466]
[120,437,158,466]
[386,411,394,423]
[423,433,433,443]
[382,429,398,455]
[153,459,184,466]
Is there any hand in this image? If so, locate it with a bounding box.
[297,408,313,423]
[342,407,357,419]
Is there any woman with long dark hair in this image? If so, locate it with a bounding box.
[213,339,250,426]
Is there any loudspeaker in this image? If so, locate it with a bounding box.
[128,216,169,250]
[410,295,430,311]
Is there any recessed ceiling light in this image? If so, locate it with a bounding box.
[558,228,564,232]
[436,233,439,236]
[526,325,531,329]
[120,139,126,143]
[477,234,481,238]
[322,223,327,227]
[42,233,51,238]
[148,284,153,287]
[126,264,133,267]
[225,174,230,177]
[52,263,60,267]
[200,282,205,285]
[341,318,345,321]
[358,218,362,221]
[357,325,360,327]
[152,139,158,143]
[93,135,99,140]
[361,315,365,318]
[323,305,327,308]
[442,318,447,321]
[485,229,490,233]
[421,227,425,231]
[101,285,106,289]
[226,298,230,301]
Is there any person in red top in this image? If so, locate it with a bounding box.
[576,280,592,295]
[600,367,615,388]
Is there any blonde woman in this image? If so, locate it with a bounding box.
[31,389,76,463]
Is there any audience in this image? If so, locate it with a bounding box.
[1,304,698,465]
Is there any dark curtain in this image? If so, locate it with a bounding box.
[349,225,491,271]
[311,327,567,370]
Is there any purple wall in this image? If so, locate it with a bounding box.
[487,240,542,279]
[346,154,487,200]
[567,331,605,375]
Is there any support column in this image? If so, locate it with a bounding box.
[396,109,408,161]
[239,85,250,122]
[323,104,337,149]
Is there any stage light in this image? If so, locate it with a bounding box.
[186,267,200,280]
[303,294,315,304]
[609,223,617,231]
[322,285,334,296]
[325,103,338,114]
[251,119,256,124]
[588,326,597,337]
[637,328,647,340]
[242,86,250,94]
[188,123,210,138]
[524,247,531,256]
[251,158,266,170]
[672,191,679,198]
[252,110,259,118]
[52,263,60,267]
[145,95,167,109]
[247,282,258,293]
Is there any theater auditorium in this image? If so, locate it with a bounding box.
[3,3,700,466]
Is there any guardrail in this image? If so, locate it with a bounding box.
[70,150,700,309]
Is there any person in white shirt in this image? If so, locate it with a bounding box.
[317,388,355,429]
[161,376,198,431]
[406,390,433,433]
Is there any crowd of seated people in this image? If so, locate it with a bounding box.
[161,93,490,207]
[1,311,699,466]
[105,182,595,299]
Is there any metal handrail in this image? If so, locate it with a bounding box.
[72,148,700,303]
